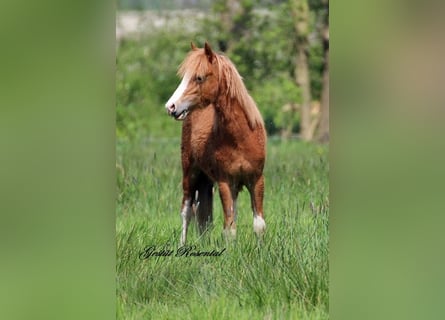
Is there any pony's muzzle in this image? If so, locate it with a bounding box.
[166,103,188,120]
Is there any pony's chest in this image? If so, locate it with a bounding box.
[189,107,215,155]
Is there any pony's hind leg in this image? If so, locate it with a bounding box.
[248,175,266,236]
[194,173,214,235]
[217,181,237,239]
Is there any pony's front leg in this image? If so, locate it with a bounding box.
[180,196,192,246]
[249,175,266,236]
[179,173,193,246]
[217,181,237,239]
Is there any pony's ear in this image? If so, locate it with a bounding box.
[204,42,215,63]
[190,42,197,50]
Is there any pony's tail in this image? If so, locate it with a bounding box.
[193,173,213,235]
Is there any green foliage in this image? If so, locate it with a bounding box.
[309,42,324,100]
[116,34,193,142]
[252,73,301,134]
[116,138,329,319]
[116,2,327,139]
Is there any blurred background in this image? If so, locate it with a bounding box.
[116,0,329,143]
[3,0,445,319]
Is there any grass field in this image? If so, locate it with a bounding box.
[116,137,329,319]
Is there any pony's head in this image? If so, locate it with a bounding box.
[165,42,219,120]
[165,42,264,129]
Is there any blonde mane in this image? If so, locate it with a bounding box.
[178,49,264,129]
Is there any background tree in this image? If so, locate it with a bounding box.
[291,0,312,141]
[314,0,329,142]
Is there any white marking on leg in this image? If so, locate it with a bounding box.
[180,199,192,246]
[253,214,266,235]
[165,73,191,110]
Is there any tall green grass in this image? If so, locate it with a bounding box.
[117,137,329,319]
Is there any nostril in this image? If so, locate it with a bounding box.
[167,104,175,113]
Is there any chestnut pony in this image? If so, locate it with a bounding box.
[165,42,266,245]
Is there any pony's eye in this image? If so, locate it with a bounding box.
[195,75,205,83]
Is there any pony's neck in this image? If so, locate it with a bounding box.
[214,95,248,130]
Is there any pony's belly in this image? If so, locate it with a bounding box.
[195,148,263,182]
[218,150,263,176]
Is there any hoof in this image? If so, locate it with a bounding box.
[223,228,237,240]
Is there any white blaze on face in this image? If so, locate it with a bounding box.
[165,73,191,110]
